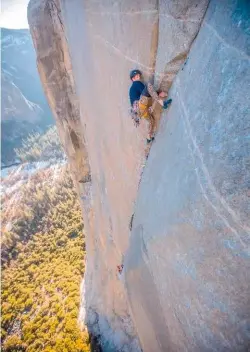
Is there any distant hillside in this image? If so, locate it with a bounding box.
[1,28,54,164]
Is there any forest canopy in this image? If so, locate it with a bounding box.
[1,163,90,352]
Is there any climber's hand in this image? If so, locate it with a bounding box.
[159,91,167,98]
[133,117,140,128]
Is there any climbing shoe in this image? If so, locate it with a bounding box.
[146,137,155,144]
[163,98,172,109]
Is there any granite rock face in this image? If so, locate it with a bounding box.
[28,0,250,350]
[126,1,250,351]
[28,0,90,203]
[155,0,209,90]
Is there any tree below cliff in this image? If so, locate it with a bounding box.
[1,165,90,352]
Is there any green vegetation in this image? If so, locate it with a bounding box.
[1,120,37,165]
[14,126,65,163]
[1,165,90,352]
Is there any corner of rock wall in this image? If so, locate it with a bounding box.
[125,1,250,351]
[155,0,210,91]
[28,0,91,196]
[28,0,220,351]
[28,0,94,334]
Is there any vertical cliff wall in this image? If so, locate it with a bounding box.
[125,1,250,351]
[28,0,90,201]
[28,0,249,351]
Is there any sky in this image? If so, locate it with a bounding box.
[1,0,30,29]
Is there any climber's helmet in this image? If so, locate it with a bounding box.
[130,69,142,81]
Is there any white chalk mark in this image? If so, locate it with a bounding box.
[177,86,250,245]
[84,8,201,26]
[203,21,250,61]
[85,9,158,16]
[159,13,200,24]
[87,21,155,73]
[86,22,164,81]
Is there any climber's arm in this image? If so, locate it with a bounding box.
[146,82,160,101]
[147,82,169,108]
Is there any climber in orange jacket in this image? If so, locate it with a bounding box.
[129,69,172,144]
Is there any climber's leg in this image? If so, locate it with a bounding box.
[146,114,156,144]
[146,82,172,109]
[138,96,150,119]
[137,95,156,143]
[146,82,159,101]
[148,114,155,139]
[163,99,172,109]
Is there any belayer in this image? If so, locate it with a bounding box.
[129,69,172,144]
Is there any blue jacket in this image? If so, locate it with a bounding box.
[129,81,146,106]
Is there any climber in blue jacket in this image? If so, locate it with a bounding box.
[129,69,172,143]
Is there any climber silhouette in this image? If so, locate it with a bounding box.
[129,69,172,144]
[117,264,123,274]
